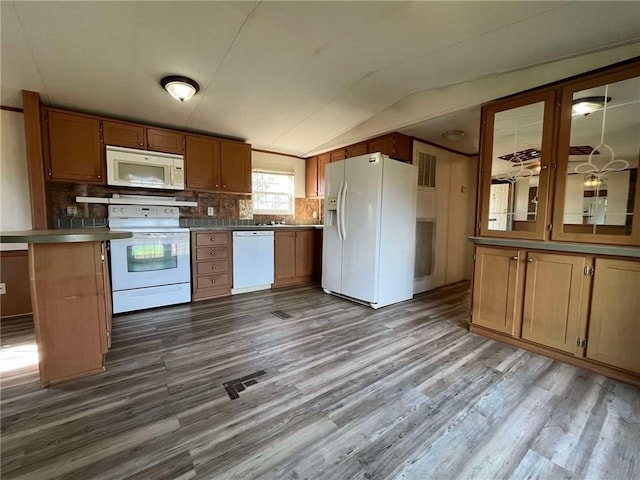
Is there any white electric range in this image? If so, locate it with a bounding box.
[108,204,191,313]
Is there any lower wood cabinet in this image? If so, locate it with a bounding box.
[191,231,232,300]
[521,252,590,354]
[274,230,319,287]
[586,258,640,373]
[29,241,111,386]
[471,245,640,382]
[471,247,524,336]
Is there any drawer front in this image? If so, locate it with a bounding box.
[196,246,229,261]
[196,259,229,276]
[196,232,229,247]
[196,273,230,290]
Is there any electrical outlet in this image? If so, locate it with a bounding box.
[66,205,77,216]
[207,207,214,216]
[312,211,318,219]
[0,283,6,295]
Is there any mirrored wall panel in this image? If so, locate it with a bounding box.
[560,75,639,237]
[486,101,547,233]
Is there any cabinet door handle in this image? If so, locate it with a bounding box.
[527,257,534,262]
[222,184,226,188]
[210,251,215,256]
[210,237,215,241]
[510,256,519,260]
[139,142,143,147]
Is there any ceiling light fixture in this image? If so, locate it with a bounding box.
[442,130,466,142]
[161,75,200,102]
[572,96,611,116]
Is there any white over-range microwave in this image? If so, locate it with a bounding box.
[106,145,185,190]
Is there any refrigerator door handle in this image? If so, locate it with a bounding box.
[336,182,344,241]
[340,182,348,240]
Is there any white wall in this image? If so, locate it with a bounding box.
[0,110,31,250]
[413,140,476,290]
[251,150,306,198]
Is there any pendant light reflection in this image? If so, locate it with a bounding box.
[161,76,200,102]
[583,174,601,187]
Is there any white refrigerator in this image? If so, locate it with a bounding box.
[322,152,418,308]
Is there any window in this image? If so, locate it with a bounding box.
[252,170,295,215]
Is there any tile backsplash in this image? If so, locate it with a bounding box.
[49,182,323,227]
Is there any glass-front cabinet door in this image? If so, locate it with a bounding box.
[478,91,556,239]
[552,64,640,245]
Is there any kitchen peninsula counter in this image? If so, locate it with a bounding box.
[1,228,131,243]
[469,236,640,258]
[1,228,131,387]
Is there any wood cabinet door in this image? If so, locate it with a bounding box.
[471,246,523,336]
[346,143,367,158]
[306,156,319,197]
[317,153,331,197]
[103,120,145,149]
[185,136,221,190]
[330,149,346,162]
[368,135,394,157]
[45,110,104,183]
[295,230,316,278]
[521,252,589,354]
[146,128,184,154]
[586,258,640,373]
[220,141,251,193]
[274,231,296,284]
[391,133,413,162]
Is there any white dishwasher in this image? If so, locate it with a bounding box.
[232,231,275,294]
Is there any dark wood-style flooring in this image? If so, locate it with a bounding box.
[1,283,639,479]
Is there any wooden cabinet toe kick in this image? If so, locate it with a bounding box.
[469,324,640,387]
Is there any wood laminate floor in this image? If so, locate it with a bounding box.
[1,283,639,480]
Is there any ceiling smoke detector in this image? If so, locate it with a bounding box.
[161,75,200,102]
[442,130,466,142]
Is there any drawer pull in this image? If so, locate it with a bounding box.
[210,252,215,256]
[211,265,216,270]
[510,256,518,260]
[210,279,216,284]
[210,237,215,241]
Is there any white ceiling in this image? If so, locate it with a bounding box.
[2,1,639,158]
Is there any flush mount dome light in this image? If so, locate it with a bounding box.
[572,96,611,116]
[442,130,466,142]
[161,75,200,102]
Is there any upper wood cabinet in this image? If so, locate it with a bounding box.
[330,149,346,162]
[551,63,640,246]
[478,91,556,240]
[306,156,319,197]
[368,133,412,162]
[102,120,145,149]
[220,140,251,193]
[317,153,330,197]
[477,58,640,246]
[43,109,104,183]
[185,135,221,190]
[346,142,367,158]
[146,128,184,154]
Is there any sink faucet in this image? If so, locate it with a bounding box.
[280,216,286,225]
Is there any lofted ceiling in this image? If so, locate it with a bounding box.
[2,1,639,158]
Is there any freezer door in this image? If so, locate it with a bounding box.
[339,153,383,303]
[322,161,345,293]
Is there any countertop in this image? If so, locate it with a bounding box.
[0,228,132,244]
[469,236,640,258]
[189,225,324,232]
